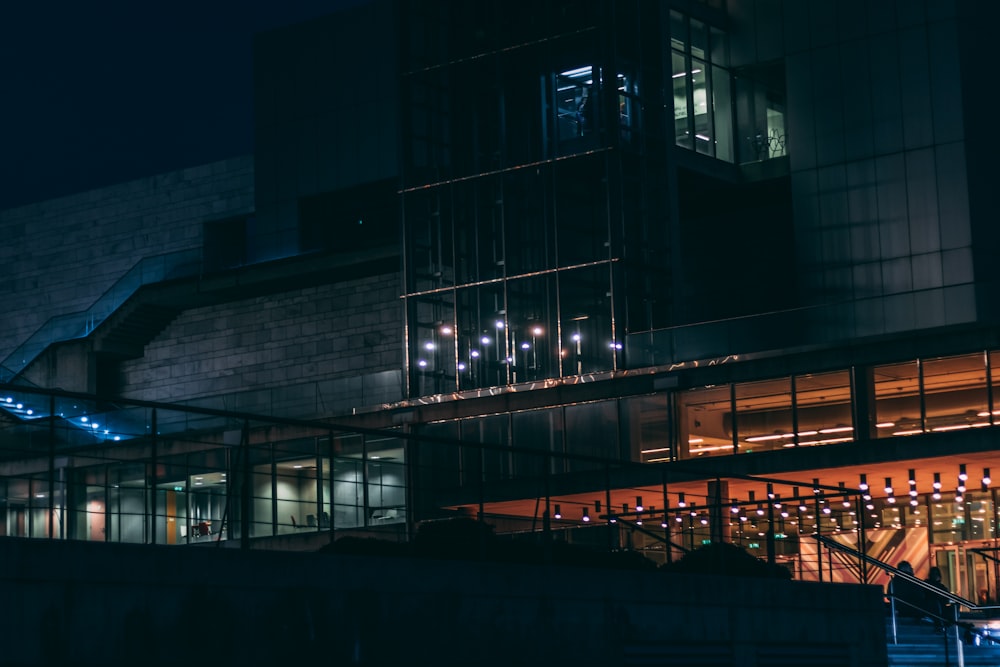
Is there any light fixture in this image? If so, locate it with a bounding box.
[730,499,740,514]
[582,507,590,522]
[635,496,644,512]
[958,476,967,494]
[859,474,869,492]
[983,468,992,492]
[532,326,543,336]
[554,504,562,519]
[440,325,453,335]
[424,341,435,350]
[767,483,775,500]
[908,469,916,484]
[839,482,850,508]
[677,492,686,508]
[813,478,821,494]
[571,333,581,342]
[521,342,530,350]
[481,336,491,345]
[495,320,504,329]
[470,349,480,358]
[960,464,968,481]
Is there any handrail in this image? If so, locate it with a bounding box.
[815,534,1000,613]
[1,248,202,380]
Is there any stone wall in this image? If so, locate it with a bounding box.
[0,157,254,364]
[118,272,402,407]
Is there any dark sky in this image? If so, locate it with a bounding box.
[0,2,354,210]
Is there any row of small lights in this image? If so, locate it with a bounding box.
[2,396,124,441]
[550,465,990,530]
[415,323,621,370]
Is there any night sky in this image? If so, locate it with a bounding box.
[0,1,355,210]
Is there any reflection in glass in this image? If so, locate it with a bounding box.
[735,378,792,453]
[678,385,732,457]
[922,353,989,433]
[874,361,922,437]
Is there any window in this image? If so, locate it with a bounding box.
[670,12,732,160]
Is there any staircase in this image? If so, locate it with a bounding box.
[887,615,1000,666]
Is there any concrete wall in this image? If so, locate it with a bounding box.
[118,272,401,406]
[0,537,888,667]
[0,157,254,364]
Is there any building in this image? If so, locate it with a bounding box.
[3,0,1000,602]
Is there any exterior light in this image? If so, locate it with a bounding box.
[470,349,480,358]
[521,342,530,350]
[730,499,740,514]
[457,363,466,371]
[495,320,504,329]
[767,483,775,500]
[440,325,453,335]
[554,504,562,519]
[424,341,435,350]
[481,336,491,345]
[582,507,590,522]
[635,496,644,512]
[571,333,581,342]
[532,326,543,336]
[417,359,427,368]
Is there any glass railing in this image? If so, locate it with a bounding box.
[0,248,202,381]
[624,284,978,370]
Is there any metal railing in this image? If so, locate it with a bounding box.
[816,534,1000,667]
[1,248,202,381]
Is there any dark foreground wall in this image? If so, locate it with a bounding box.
[0,537,887,667]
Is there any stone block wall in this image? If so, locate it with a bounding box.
[0,156,254,364]
[118,272,402,408]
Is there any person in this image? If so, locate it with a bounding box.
[924,567,950,628]
[888,561,925,618]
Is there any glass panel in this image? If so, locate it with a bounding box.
[332,433,365,529]
[506,275,558,383]
[677,385,732,458]
[249,444,274,539]
[622,394,671,463]
[554,65,595,143]
[367,435,406,525]
[463,415,511,483]
[795,371,854,447]
[712,65,733,162]
[558,264,615,375]
[511,408,562,477]
[456,282,508,390]
[692,58,711,155]
[734,378,793,454]
[672,51,691,148]
[874,361,922,437]
[923,353,989,433]
[564,400,618,470]
[108,463,146,544]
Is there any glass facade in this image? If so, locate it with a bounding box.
[0,393,406,543]
[400,3,671,398]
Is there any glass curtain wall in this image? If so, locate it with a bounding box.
[400,2,660,399]
[0,392,406,544]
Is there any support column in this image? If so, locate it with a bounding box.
[707,478,729,543]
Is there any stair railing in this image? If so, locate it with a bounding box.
[1,248,201,380]
[815,533,1000,666]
